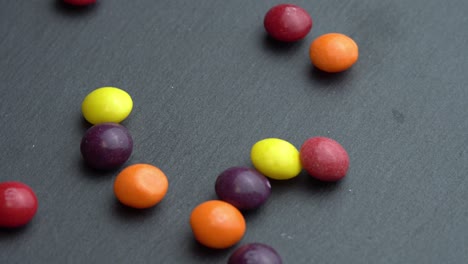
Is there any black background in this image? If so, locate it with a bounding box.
[1,0,467,263]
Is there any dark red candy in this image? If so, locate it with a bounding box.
[80,123,133,170]
[264,4,313,42]
[215,167,271,210]
[0,182,38,228]
[63,0,96,6]
[228,243,282,264]
[300,137,349,181]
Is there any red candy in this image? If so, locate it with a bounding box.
[300,137,349,181]
[0,182,38,228]
[63,0,96,6]
[264,4,313,42]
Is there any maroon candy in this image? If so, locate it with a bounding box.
[300,137,349,181]
[264,4,313,42]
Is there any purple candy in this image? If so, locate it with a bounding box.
[228,243,282,264]
[80,123,133,170]
[215,167,271,210]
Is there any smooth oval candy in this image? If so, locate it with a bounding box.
[215,167,271,210]
[309,33,358,73]
[228,243,282,264]
[264,4,313,42]
[80,123,133,170]
[190,200,246,249]
[114,164,169,209]
[81,87,133,125]
[0,182,38,228]
[300,137,349,181]
[251,138,302,180]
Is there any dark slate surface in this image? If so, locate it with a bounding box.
[1,0,467,263]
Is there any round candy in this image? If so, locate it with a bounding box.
[250,138,302,180]
[190,200,246,249]
[309,33,358,73]
[114,164,169,209]
[215,167,271,210]
[80,123,133,170]
[264,4,312,42]
[300,137,349,181]
[0,182,38,228]
[228,243,282,264]
[64,0,96,6]
[81,87,133,125]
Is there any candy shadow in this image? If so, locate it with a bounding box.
[78,159,120,180]
[112,199,161,221]
[207,193,219,201]
[0,225,31,242]
[79,117,133,133]
[241,206,267,222]
[302,175,343,194]
[189,238,231,261]
[80,117,92,133]
[270,171,342,196]
[261,33,305,55]
[307,64,353,88]
[53,0,98,16]
[268,174,304,195]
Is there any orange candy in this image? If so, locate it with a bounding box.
[114,164,169,209]
[190,200,246,249]
[309,33,359,73]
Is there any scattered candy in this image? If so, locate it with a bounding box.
[80,123,133,170]
[114,164,169,209]
[0,182,38,228]
[264,4,312,42]
[215,167,271,210]
[63,0,96,6]
[228,243,282,264]
[300,137,349,181]
[250,138,302,180]
[190,200,246,249]
[14,4,357,258]
[81,87,133,125]
[309,33,358,73]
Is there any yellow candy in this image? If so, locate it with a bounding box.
[81,87,133,125]
[250,138,302,180]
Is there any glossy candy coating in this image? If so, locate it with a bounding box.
[228,243,282,264]
[190,200,246,249]
[215,167,271,210]
[114,164,169,209]
[64,0,96,6]
[309,33,359,73]
[80,123,133,170]
[264,4,312,42]
[300,137,349,181]
[250,138,302,180]
[81,87,133,125]
[0,182,38,228]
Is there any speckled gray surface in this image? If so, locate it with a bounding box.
[1,0,467,263]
